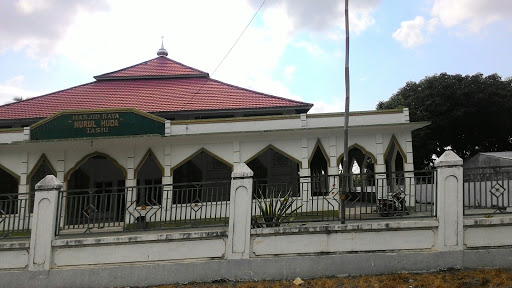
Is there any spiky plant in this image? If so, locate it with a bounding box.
[251,187,302,228]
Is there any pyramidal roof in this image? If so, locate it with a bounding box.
[0,56,312,122]
[94,56,208,80]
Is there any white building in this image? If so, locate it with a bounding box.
[0,46,427,229]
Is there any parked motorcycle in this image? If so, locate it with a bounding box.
[377,189,409,217]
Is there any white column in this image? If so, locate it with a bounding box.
[434,150,463,251]
[300,138,311,212]
[404,133,416,206]
[17,153,29,230]
[233,141,241,165]
[163,145,172,219]
[375,134,387,199]
[327,136,338,197]
[226,163,253,259]
[125,149,136,224]
[28,175,62,272]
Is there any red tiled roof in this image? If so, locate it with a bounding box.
[0,57,312,120]
[94,57,207,79]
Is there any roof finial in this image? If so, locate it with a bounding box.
[157,36,168,57]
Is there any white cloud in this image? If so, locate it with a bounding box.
[393,0,512,48]
[284,66,296,81]
[0,0,110,64]
[0,76,46,105]
[392,16,428,48]
[431,0,512,32]
[309,98,344,114]
[248,0,380,35]
[292,41,324,57]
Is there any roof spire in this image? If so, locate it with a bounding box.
[157,36,168,57]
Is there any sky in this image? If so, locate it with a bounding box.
[0,0,511,113]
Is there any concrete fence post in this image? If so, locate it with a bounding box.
[227,163,253,259]
[28,175,62,272]
[434,151,463,251]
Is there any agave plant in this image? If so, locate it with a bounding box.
[251,186,302,228]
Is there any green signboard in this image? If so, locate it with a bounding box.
[31,109,166,140]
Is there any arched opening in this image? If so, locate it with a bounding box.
[384,136,407,193]
[0,165,19,215]
[66,154,126,225]
[135,151,163,206]
[247,146,300,197]
[172,150,232,204]
[384,135,407,175]
[338,145,376,202]
[309,143,329,196]
[338,144,376,175]
[28,155,56,213]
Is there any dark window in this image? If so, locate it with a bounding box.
[248,148,300,197]
[136,154,163,206]
[0,168,18,215]
[173,151,231,204]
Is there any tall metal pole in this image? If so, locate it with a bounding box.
[341,0,350,224]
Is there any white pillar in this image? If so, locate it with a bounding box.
[375,134,387,199]
[226,163,253,259]
[434,150,463,251]
[28,175,62,272]
[404,133,416,206]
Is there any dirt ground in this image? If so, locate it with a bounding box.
[150,268,512,288]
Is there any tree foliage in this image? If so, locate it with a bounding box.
[377,73,512,169]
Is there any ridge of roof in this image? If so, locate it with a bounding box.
[94,56,208,80]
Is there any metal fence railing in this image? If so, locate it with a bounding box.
[0,192,34,239]
[55,180,231,235]
[251,170,437,227]
[463,166,512,215]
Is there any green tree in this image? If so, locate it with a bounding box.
[377,73,512,169]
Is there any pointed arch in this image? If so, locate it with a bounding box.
[134,149,164,177]
[245,144,301,197]
[64,151,127,182]
[245,144,302,167]
[384,135,408,164]
[135,149,164,206]
[337,143,377,166]
[308,139,330,167]
[171,148,232,204]
[171,148,233,175]
[64,152,127,225]
[0,162,20,183]
[27,154,57,213]
[0,163,20,215]
[309,140,330,196]
[27,154,57,189]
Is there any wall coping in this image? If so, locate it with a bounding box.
[252,219,439,235]
[52,228,227,247]
[463,215,512,227]
[0,240,30,250]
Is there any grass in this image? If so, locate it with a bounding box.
[150,268,512,288]
[124,218,229,230]
[0,231,31,238]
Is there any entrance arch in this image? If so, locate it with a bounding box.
[172,149,232,204]
[135,150,163,206]
[0,164,20,215]
[65,152,126,225]
[309,141,329,196]
[28,154,56,213]
[246,145,301,197]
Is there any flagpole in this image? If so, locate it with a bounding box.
[341,0,350,224]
